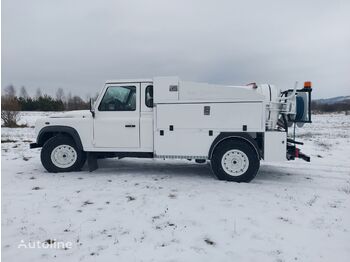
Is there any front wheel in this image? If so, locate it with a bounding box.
[210,140,260,182]
[41,135,86,173]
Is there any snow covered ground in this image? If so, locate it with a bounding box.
[2,112,350,262]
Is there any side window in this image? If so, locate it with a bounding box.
[145,85,153,108]
[98,86,136,111]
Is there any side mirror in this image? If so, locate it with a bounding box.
[90,98,95,118]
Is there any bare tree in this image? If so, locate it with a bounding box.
[93,92,99,100]
[85,93,91,103]
[66,92,72,102]
[56,88,65,101]
[1,95,21,127]
[64,92,72,110]
[35,88,42,99]
[4,85,16,98]
[19,86,29,99]
[63,92,89,110]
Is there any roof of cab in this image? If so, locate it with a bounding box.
[105,79,153,84]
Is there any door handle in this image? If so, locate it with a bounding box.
[125,124,136,128]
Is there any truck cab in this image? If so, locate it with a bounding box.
[91,79,155,151]
[31,77,312,182]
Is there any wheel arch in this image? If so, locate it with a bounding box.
[208,132,262,160]
[37,126,83,150]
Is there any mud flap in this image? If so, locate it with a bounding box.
[87,152,98,172]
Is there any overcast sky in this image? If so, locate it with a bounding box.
[2,0,350,99]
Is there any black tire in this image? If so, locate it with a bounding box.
[41,135,86,173]
[210,139,260,182]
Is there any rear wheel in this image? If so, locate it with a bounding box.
[210,139,260,182]
[41,135,86,173]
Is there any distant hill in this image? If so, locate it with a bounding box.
[313,96,350,105]
[312,95,350,112]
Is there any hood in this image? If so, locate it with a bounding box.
[49,110,91,119]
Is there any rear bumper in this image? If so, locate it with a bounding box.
[30,143,41,149]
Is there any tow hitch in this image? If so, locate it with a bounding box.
[287,144,310,162]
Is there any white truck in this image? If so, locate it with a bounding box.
[30,77,312,182]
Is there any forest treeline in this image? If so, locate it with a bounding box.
[1,85,95,111]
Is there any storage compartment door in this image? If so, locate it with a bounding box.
[264,132,287,162]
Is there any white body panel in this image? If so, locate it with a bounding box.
[93,83,140,148]
[156,102,264,131]
[154,102,265,157]
[35,111,94,150]
[153,76,179,103]
[93,111,140,148]
[153,76,265,103]
[155,129,218,157]
[140,82,154,151]
[264,131,287,162]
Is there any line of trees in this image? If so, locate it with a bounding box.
[1,85,95,112]
[1,85,98,127]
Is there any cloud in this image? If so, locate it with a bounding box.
[2,0,350,98]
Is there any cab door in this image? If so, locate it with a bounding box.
[93,83,140,148]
